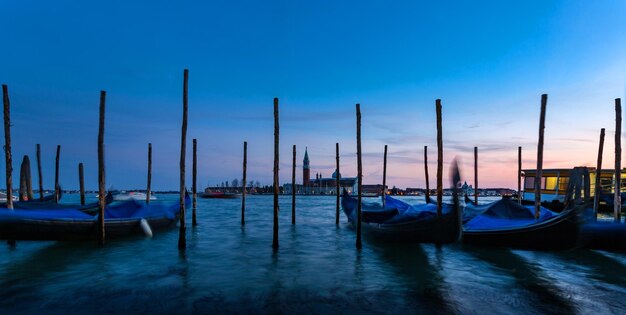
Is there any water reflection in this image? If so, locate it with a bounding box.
[463,245,577,314]
[366,239,452,313]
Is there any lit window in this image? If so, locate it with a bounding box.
[544,177,557,190]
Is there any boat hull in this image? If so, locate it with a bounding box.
[342,192,461,244]
[354,212,461,243]
[463,208,582,250]
[581,220,626,251]
[0,216,178,241]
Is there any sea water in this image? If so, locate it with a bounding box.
[0,194,625,314]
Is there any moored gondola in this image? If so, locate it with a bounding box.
[0,193,189,241]
[341,161,462,244]
[463,198,583,250]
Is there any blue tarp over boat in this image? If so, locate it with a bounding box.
[463,198,582,249]
[342,191,461,243]
[0,194,190,241]
[464,199,556,230]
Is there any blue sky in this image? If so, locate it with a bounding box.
[1,1,626,190]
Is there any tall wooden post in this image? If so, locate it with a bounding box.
[178,69,189,250]
[241,141,247,226]
[474,146,478,204]
[19,156,27,201]
[25,156,33,200]
[534,94,547,219]
[54,145,60,203]
[424,146,430,203]
[78,163,85,205]
[518,146,522,204]
[382,145,388,208]
[436,99,443,217]
[593,129,605,217]
[192,139,197,226]
[356,103,363,250]
[615,98,622,223]
[36,144,43,201]
[97,91,106,245]
[3,85,13,210]
[291,144,296,225]
[273,98,279,250]
[146,143,152,204]
[335,142,340,225]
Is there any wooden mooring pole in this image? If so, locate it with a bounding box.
[593,128,605,218]
[424,146,430,203]
[615,98,622,223]
[146,143,152,205]
[436,99,443,217]
[474,146,478,204]
[292,144,296,225]
[3,85,13,210]
[273,98,279,250]
[97,91,106,245]
[382,145,388,208]
[79,163,85,205]
[55,145,60,203]
[534,94,547,219]
[356,103,363,250]
[241,141,247,226]
[192,139,197,226]
[36,144,43,201]
[19,156,27,201]
[335,142,340,225]
[25,156,33,200]
[178,69,189,250]
[518,146,522,204]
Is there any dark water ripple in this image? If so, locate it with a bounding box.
[0,194,625,314]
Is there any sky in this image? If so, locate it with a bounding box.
[1,0,626,190]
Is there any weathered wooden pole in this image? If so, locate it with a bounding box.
[25,156,33,200]
[534,94,547,219]
[3,85,13,209]
[474,146,478,204]
[436,99,443,217]
[424,146,430,202]
[335,142,340,225]
[593,128,605,217]
[291,144,296,225]
[192,139,197,227]
[146,143,152,204]
[97,90,106,245]
[518,146,522,204]
[79,163,85,205]
[615,98,622,223]
[54,144,60,203]
[36,144,43,201]
[178,69,189,250]
[356,103,363,250]
[241,141,247,226]
[19,156,27,201]
[382,144,388,208]
[273,97,279,250]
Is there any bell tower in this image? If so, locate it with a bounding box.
[303,147,310,187]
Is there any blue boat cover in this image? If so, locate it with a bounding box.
[464,198,556,230]
[342,192,454,225]
[0,208,94,220]
[0,194,188,221]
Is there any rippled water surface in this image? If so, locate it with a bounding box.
[1,194,626,314]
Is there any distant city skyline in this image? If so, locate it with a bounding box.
[2,1,626,190]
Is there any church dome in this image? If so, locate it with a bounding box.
[332,169,341,179]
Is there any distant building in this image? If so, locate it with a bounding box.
[303,148,311,188]
[283,148,357,194]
